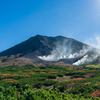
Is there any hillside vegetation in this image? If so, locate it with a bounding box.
[0,64,100,99]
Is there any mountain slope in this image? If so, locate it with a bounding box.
[0,34,99,67]
[0,35,54,56]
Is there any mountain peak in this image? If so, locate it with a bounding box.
[0,35,99,67]
[35,34,43,37]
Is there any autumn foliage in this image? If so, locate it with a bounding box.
[71,78,85,81]
[90,90,100,98]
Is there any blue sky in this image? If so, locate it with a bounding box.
[0,0,100,52]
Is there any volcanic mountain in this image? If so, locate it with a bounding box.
[0,35,100,67]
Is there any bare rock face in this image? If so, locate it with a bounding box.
[0,34,100,67]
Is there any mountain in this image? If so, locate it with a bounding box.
[0,34,100,67]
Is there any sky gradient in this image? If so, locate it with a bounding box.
[0,0,100,52]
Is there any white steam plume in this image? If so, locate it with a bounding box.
[73,54,98,65]
[73,34,100,65]
[38,39,91,62]
[38,35,100,65]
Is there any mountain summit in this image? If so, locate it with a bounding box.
[0,35,100,67]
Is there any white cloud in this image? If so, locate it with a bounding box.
[84,34,100,49]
